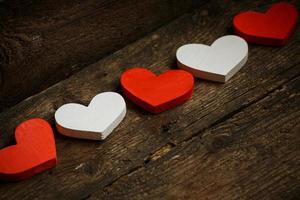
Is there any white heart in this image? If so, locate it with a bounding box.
[176,35,248,82]
[55,92,126,140]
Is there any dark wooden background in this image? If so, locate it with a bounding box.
[0,0,299,199]
[0,0,198,111]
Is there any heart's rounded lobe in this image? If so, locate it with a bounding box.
[0,118,57,181]
[233,2,298,46]
[121,68,194,114]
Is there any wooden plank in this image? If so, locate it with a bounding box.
[90,75,300,200]
[0,0,196,110]
[0,0,299,199]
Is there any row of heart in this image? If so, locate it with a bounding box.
[0,2,298,181]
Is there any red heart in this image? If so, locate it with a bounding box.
[233,2,298,46]
[0,118,57,181]
[121,67,194,114]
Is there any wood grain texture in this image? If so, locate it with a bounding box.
[0,0,195,110]
[0,0,299,199]
[92,74,300,200]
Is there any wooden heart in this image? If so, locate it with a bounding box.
[233,2,298,46]
[0,118,57,181]
[176,35,248,83]
[120,67,194,114]
[55,92,126,140]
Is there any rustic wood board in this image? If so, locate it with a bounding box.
[0,0,299,199]
[0,0,196,110]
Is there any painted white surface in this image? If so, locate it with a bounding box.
[176,35,248,82]
[55,92,126,140]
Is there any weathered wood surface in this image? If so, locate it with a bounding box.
[0,0,299,199]
[0,0,196,110]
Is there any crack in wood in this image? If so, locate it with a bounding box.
[0,1,299,198]
[96,74,300,199]
[144,142,176,165]
[102,165,143,189]
[99,72,300,192]
[178,62,300,145]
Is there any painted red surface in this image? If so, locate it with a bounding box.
[233,2,298,46]
[121,68,194,114]
[0,118,57,181]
